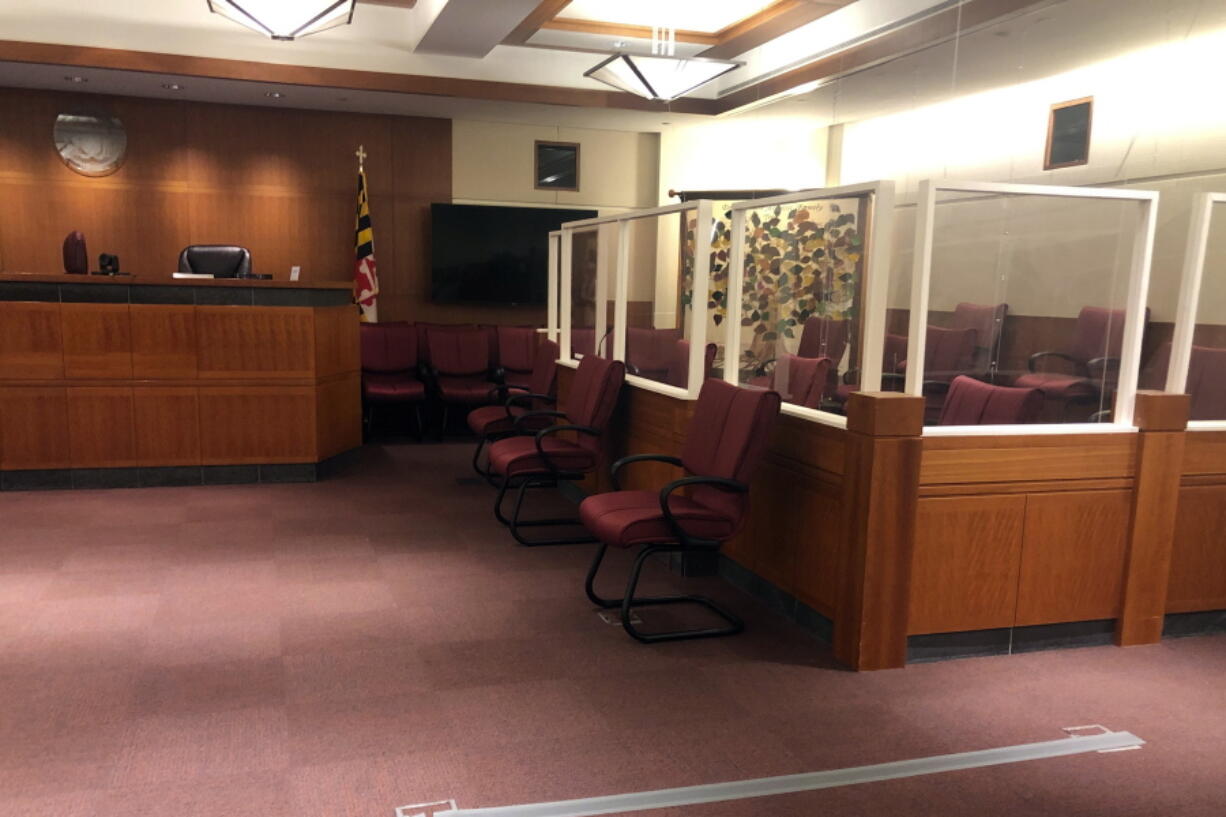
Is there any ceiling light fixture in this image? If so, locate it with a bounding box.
[584,26,739,102]
[162,83,183,90]
[65,75,88,83]
[207,0,356,41]
[265,91,285,99]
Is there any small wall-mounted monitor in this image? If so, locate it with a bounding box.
[429,203,597,306]
[535,141,579,191]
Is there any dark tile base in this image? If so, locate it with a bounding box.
[718,555,834,645]
[1164,610,1226,638]
[0,449,361,492]
[908,619,1116,663]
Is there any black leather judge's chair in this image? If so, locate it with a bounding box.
[178,245,252,278]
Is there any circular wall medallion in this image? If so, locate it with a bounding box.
[53,113,127,177]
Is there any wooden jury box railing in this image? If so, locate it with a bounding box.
[0,274,361,474]
[560,364,1212,671]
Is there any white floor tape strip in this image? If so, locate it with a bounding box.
[397,727,1143,817]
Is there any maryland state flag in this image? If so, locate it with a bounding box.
[353,161,379,322]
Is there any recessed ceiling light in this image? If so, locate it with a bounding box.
[612,40,626,48]
[162,83,183,90]
[265,91,285,99]
[65,76,87,83]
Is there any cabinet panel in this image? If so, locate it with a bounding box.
[909,494,1026,634]
[1167,483,1226,613]
[198,385,316,464]
[0,386,70,470]
[61,303,132,379]
[133,386,201,466]
[0,302,63,379]
[195,306,314,379]
[315,373,361,461]
[131,304,197,378]
[1015,490,1131,626]
[67,387,137,468]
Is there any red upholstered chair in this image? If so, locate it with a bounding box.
[468,339,559,478]
[571,328,596,358]
[951,302,1008,379]
[796,315,851,362]
[494,326,540,380]
[426,326,496,435]
[626,327,684,381]
[663,340,717,390]
[359,322,426,438]
[487,355,625,546]
[939,375,1042,425]
[771,354,833,410]
[1141,341,1226,422]
[1014,306,1145,421]
[580,379,781,643]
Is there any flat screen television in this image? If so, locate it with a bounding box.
[430,203,597,306]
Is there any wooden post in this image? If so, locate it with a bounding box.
[1115,390,1189,646]
[835,392,925,670]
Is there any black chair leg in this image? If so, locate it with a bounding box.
[492,473,596,546]
[414,404,424,442]
[585,542,743,643]
[471,437,489,478]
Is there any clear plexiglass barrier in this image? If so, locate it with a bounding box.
[909,181,1158,432]
[558,201,715,398]
[722,183,896,426]
[1165,193,1226,426]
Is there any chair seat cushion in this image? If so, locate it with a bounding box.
[1013,372,1098,398]
[488,435,596,477]
[467,404,522,436]
[437,376,494,404]
[363,373,425,402]
[579,490,735,548]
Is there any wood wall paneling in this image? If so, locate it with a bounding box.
[1014,490,1132,626]
[1167,483,1226,613]
[195,306,315,379]
[0,302,63,379]
[1181,430,1226,476]
[0,87,460,324]
[132,386,202,466]
[0,386,70,469]
[66,386,136,468]
[130,304,198,378]
[909,494,1026,634]
[197,385,317,464]
[920,434,1137,486]
[61,303,132,379]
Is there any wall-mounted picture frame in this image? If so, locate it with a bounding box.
[535,140,579,191]
[1045,97,1093,170]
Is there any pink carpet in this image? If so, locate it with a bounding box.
[1,442,1224,817]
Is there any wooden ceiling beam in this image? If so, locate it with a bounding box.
[701,1,853,60]
[504,0,573,46]
[538,19,719,46]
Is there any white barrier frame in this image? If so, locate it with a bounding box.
[546,230,560,343]
[910,180,1159,436]
[725,181,896,430]
[556,201,716,400]
[1167,192,1226,431]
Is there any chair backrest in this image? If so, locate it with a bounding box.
[664,340,717,389]
[571,328,596,358]
[771,354,832,409]
[939,375,1042,425]
[427,326,489,376]
[797,316,850,363]
[63,231,88,274]
[924,325,978,377]
[496,326,539,374]
[1070,306,1128,365]
[883,332,909,373]
[681,379,781,529]
[627,327,683,377]
[1187,344,1226,421]
[360,322,417,373]
[528,339,560,398]
[561,355,625,454]
[951,302,1007,373]
[178,245,251,278]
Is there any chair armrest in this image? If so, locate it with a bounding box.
[1088,409,1113,423]
[534,423,600,477]
[487,382,529,403]
[611,453,683,491]
[1028,350,1085,375]
[512,410,566,434]
[842,367,861,385]
[1086,356,1121,375]
[659,475,748,547]
[505,392,557,419]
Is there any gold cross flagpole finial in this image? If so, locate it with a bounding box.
[355,144,367,171]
